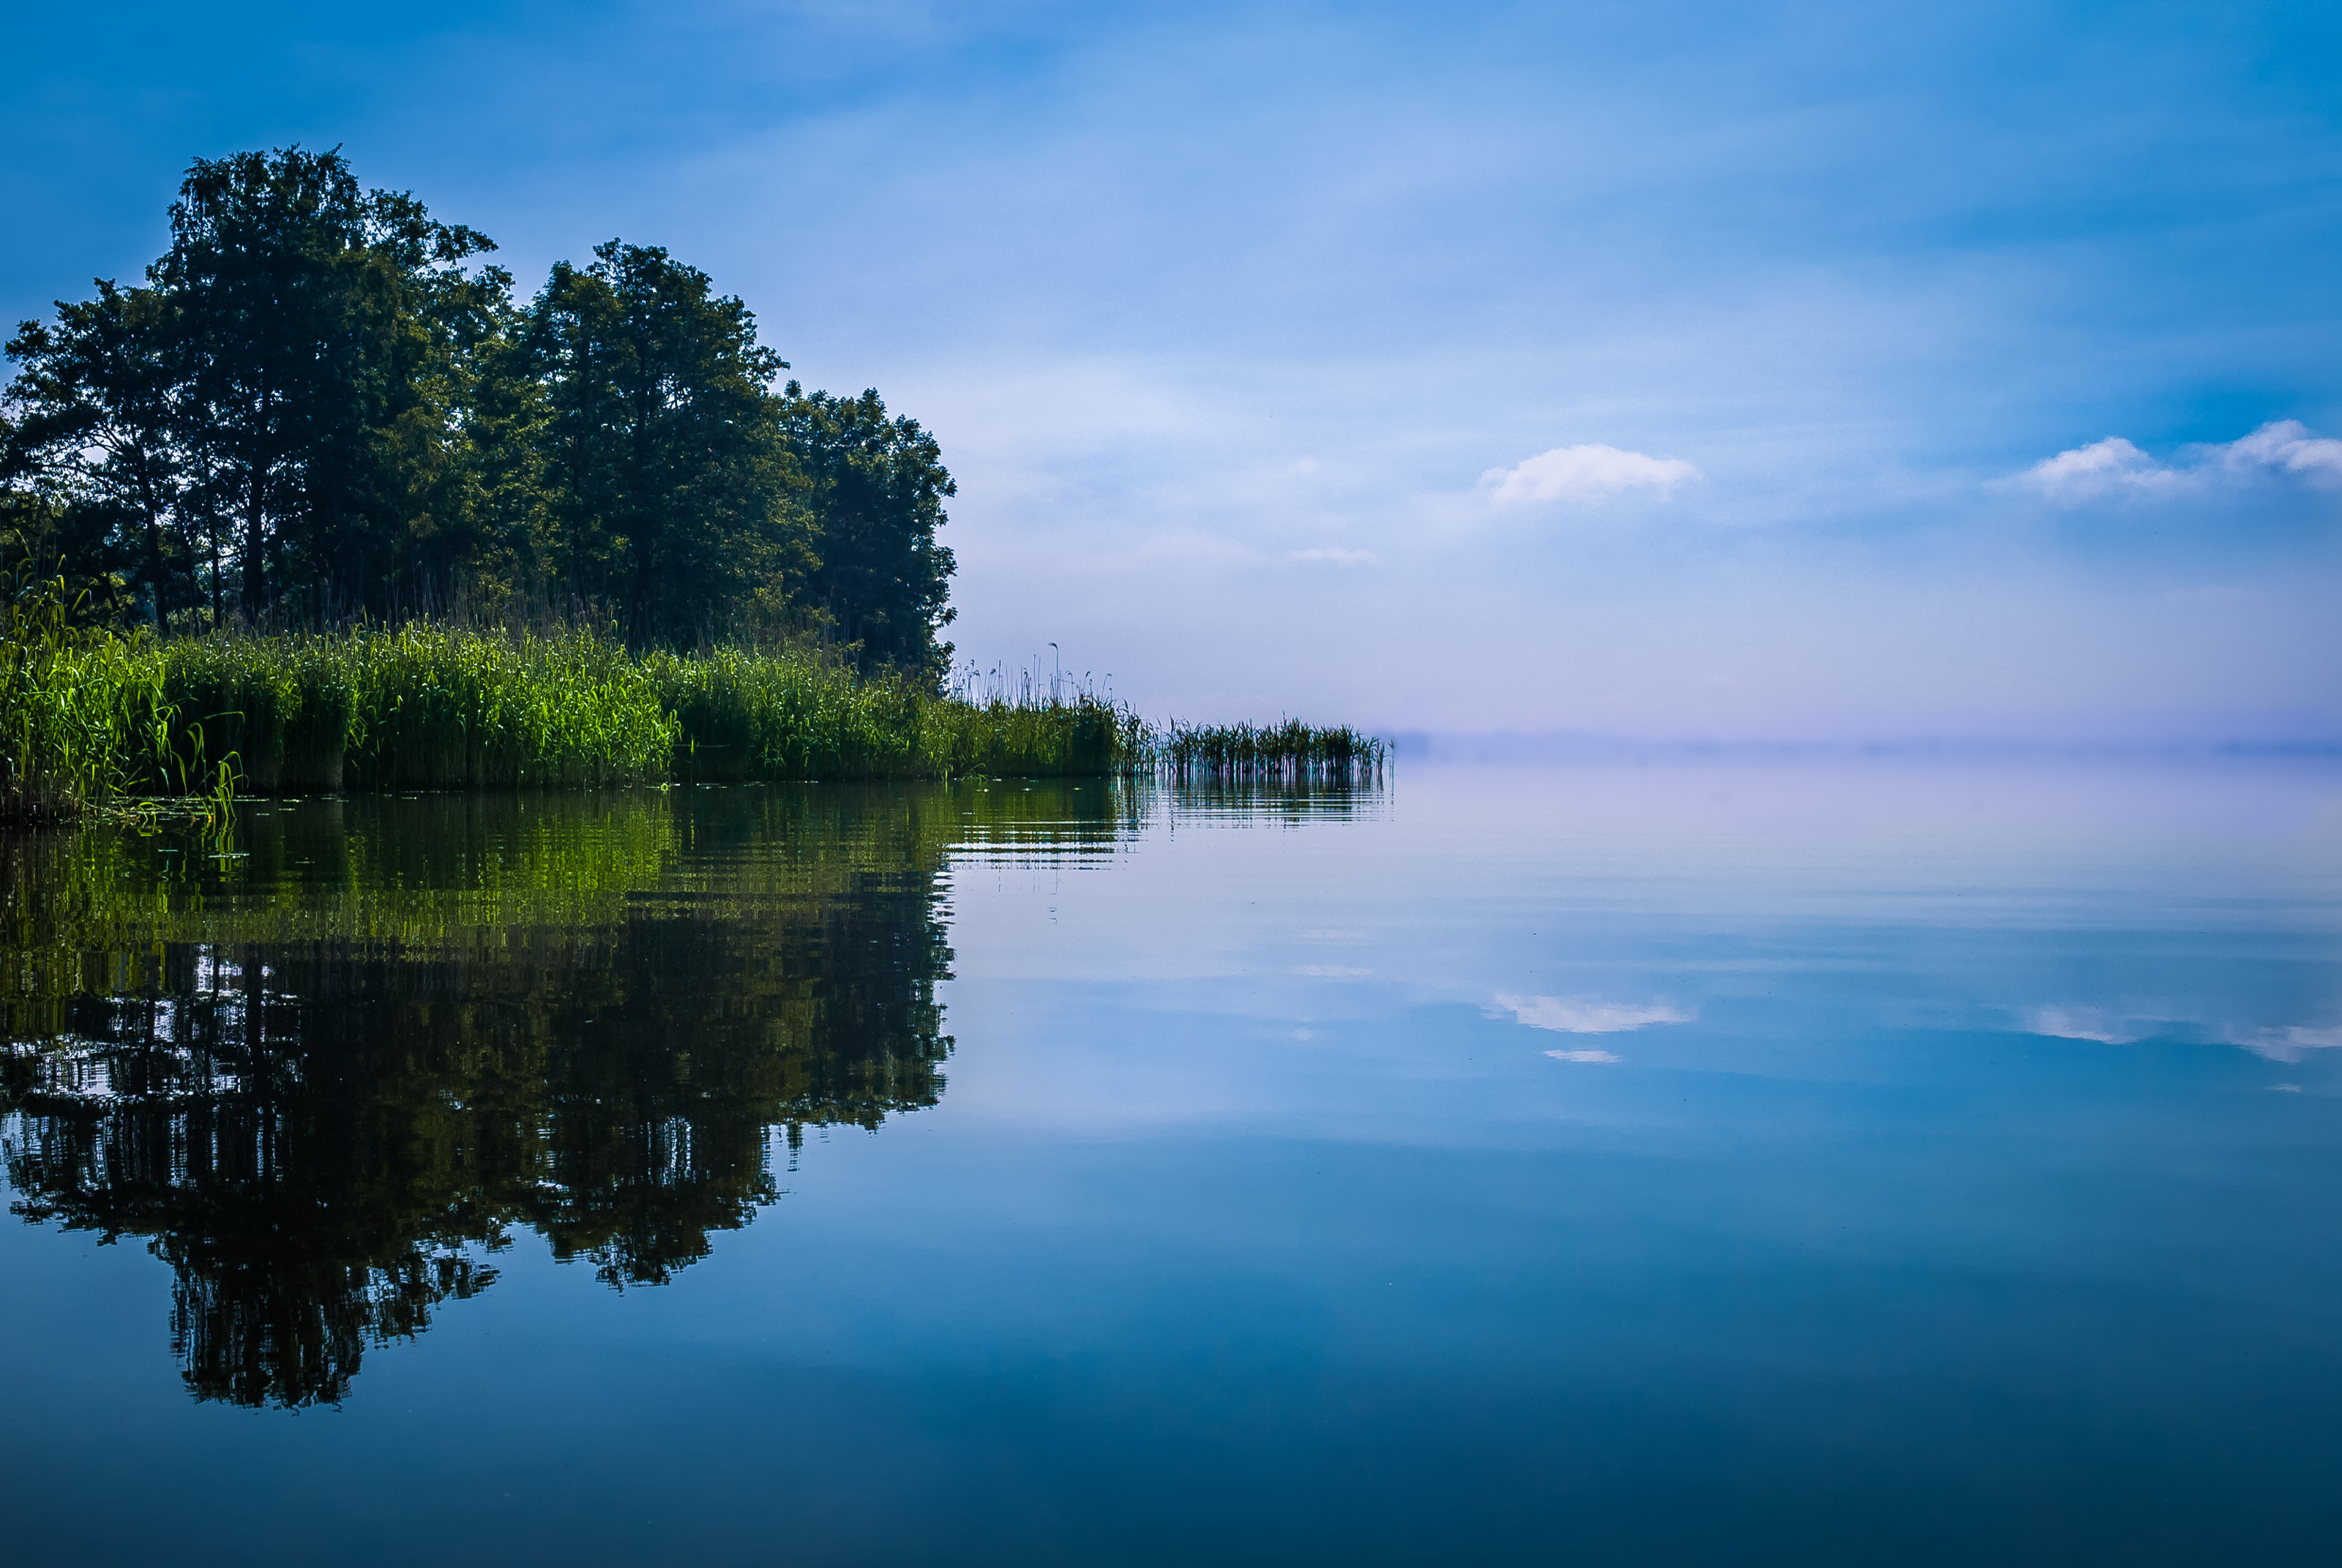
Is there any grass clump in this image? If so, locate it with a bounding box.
[1153,718,1387,783]
[350,625,676,789]
[656,646,931,781]
[0,562,171,824]
[659,650,1144,780]
[151,626,676,791]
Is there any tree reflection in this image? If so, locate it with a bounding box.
[0,784,1082,1407]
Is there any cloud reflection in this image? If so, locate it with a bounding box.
[1492,995,1692,1034]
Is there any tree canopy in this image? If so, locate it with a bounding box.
[4,147,957,679]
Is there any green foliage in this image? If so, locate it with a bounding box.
[345,624,677,789]
[154,146,501,623]
[527,243,812,645]
[781,383,957,678]
[1,281,186,624]
[656,644,928,780]
[4,148,959,669]
[925,694,1134,778]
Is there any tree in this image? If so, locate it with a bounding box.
[4,148,960,648]
[4,282,190,623]
[154,146,495,622]
[781,384,957,680]
[525,241,810,645]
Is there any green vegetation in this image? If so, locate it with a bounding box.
[0,628,1140,822]
[0,147,1388,819]
[3,147,956,676]
[1157,718,1388,781]
[0,561,172,823]
[2,562,1380,822]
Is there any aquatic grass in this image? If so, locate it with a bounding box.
[1152,717,1388,783]
[655,645,930,780]
[0,561,173,824]
[154,634,357,792]
[347,623,676,789]
[139,625,676,792]
[5,609,1383,810]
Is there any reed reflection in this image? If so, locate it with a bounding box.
[0,783,1129,1408]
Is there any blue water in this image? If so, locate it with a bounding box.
[4,760,2340,1564]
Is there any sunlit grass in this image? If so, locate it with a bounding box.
[4,587,1385,818]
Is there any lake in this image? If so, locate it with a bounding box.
[4,759,2341,1564]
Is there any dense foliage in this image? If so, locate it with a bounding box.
[1,147,957,678]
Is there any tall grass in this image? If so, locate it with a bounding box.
[0,564,171,824]
[3,612,1386,814]
[1152,718,1388,783]
[149,626,676,792]
[656,646,930,780]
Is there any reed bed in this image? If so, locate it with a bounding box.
[1151,718,1388,784]
[2,597,1386,817]
[1,569,172,825]
[149,626,676,792]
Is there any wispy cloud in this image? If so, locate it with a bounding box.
[2023,1005,2145,1045]
[1287,547,1377,564]
[1481,444,1701,505]
[2227,1024,2342,1064]
[1544,1048,1621,1063]
[1492,994,1693,1033]
[2015,421,2342,504]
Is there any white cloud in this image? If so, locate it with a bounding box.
[2016,421,2342,503]
[2016,438,2179,502]
[2023,1005,2144,1044]
[1287,547,1377,564]
[1492,994,1693,1033]
[2227,1024,2342,1063]
[1481,443,1701,505]
[1545,1049,1622,1063]
[1296,964,1373,977]
[2221,421,2342,481]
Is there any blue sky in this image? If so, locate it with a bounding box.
[7,1,2340,740]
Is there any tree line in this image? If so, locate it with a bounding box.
[0,147,957,678]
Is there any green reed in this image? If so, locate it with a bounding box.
[1151,717,1388,783]
[4,612,1383,813]
[0,563,172,825]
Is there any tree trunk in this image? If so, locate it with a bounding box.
[242,459,267,623]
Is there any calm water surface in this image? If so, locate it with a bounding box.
[4,761,2341,1564]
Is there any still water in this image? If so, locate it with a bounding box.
[4,761,2340,1564]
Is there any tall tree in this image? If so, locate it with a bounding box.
[525,241,809,645]
[6,149,962,650]
[154,146,493,622]
[780,385,957,680]
[4,282,190,622]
